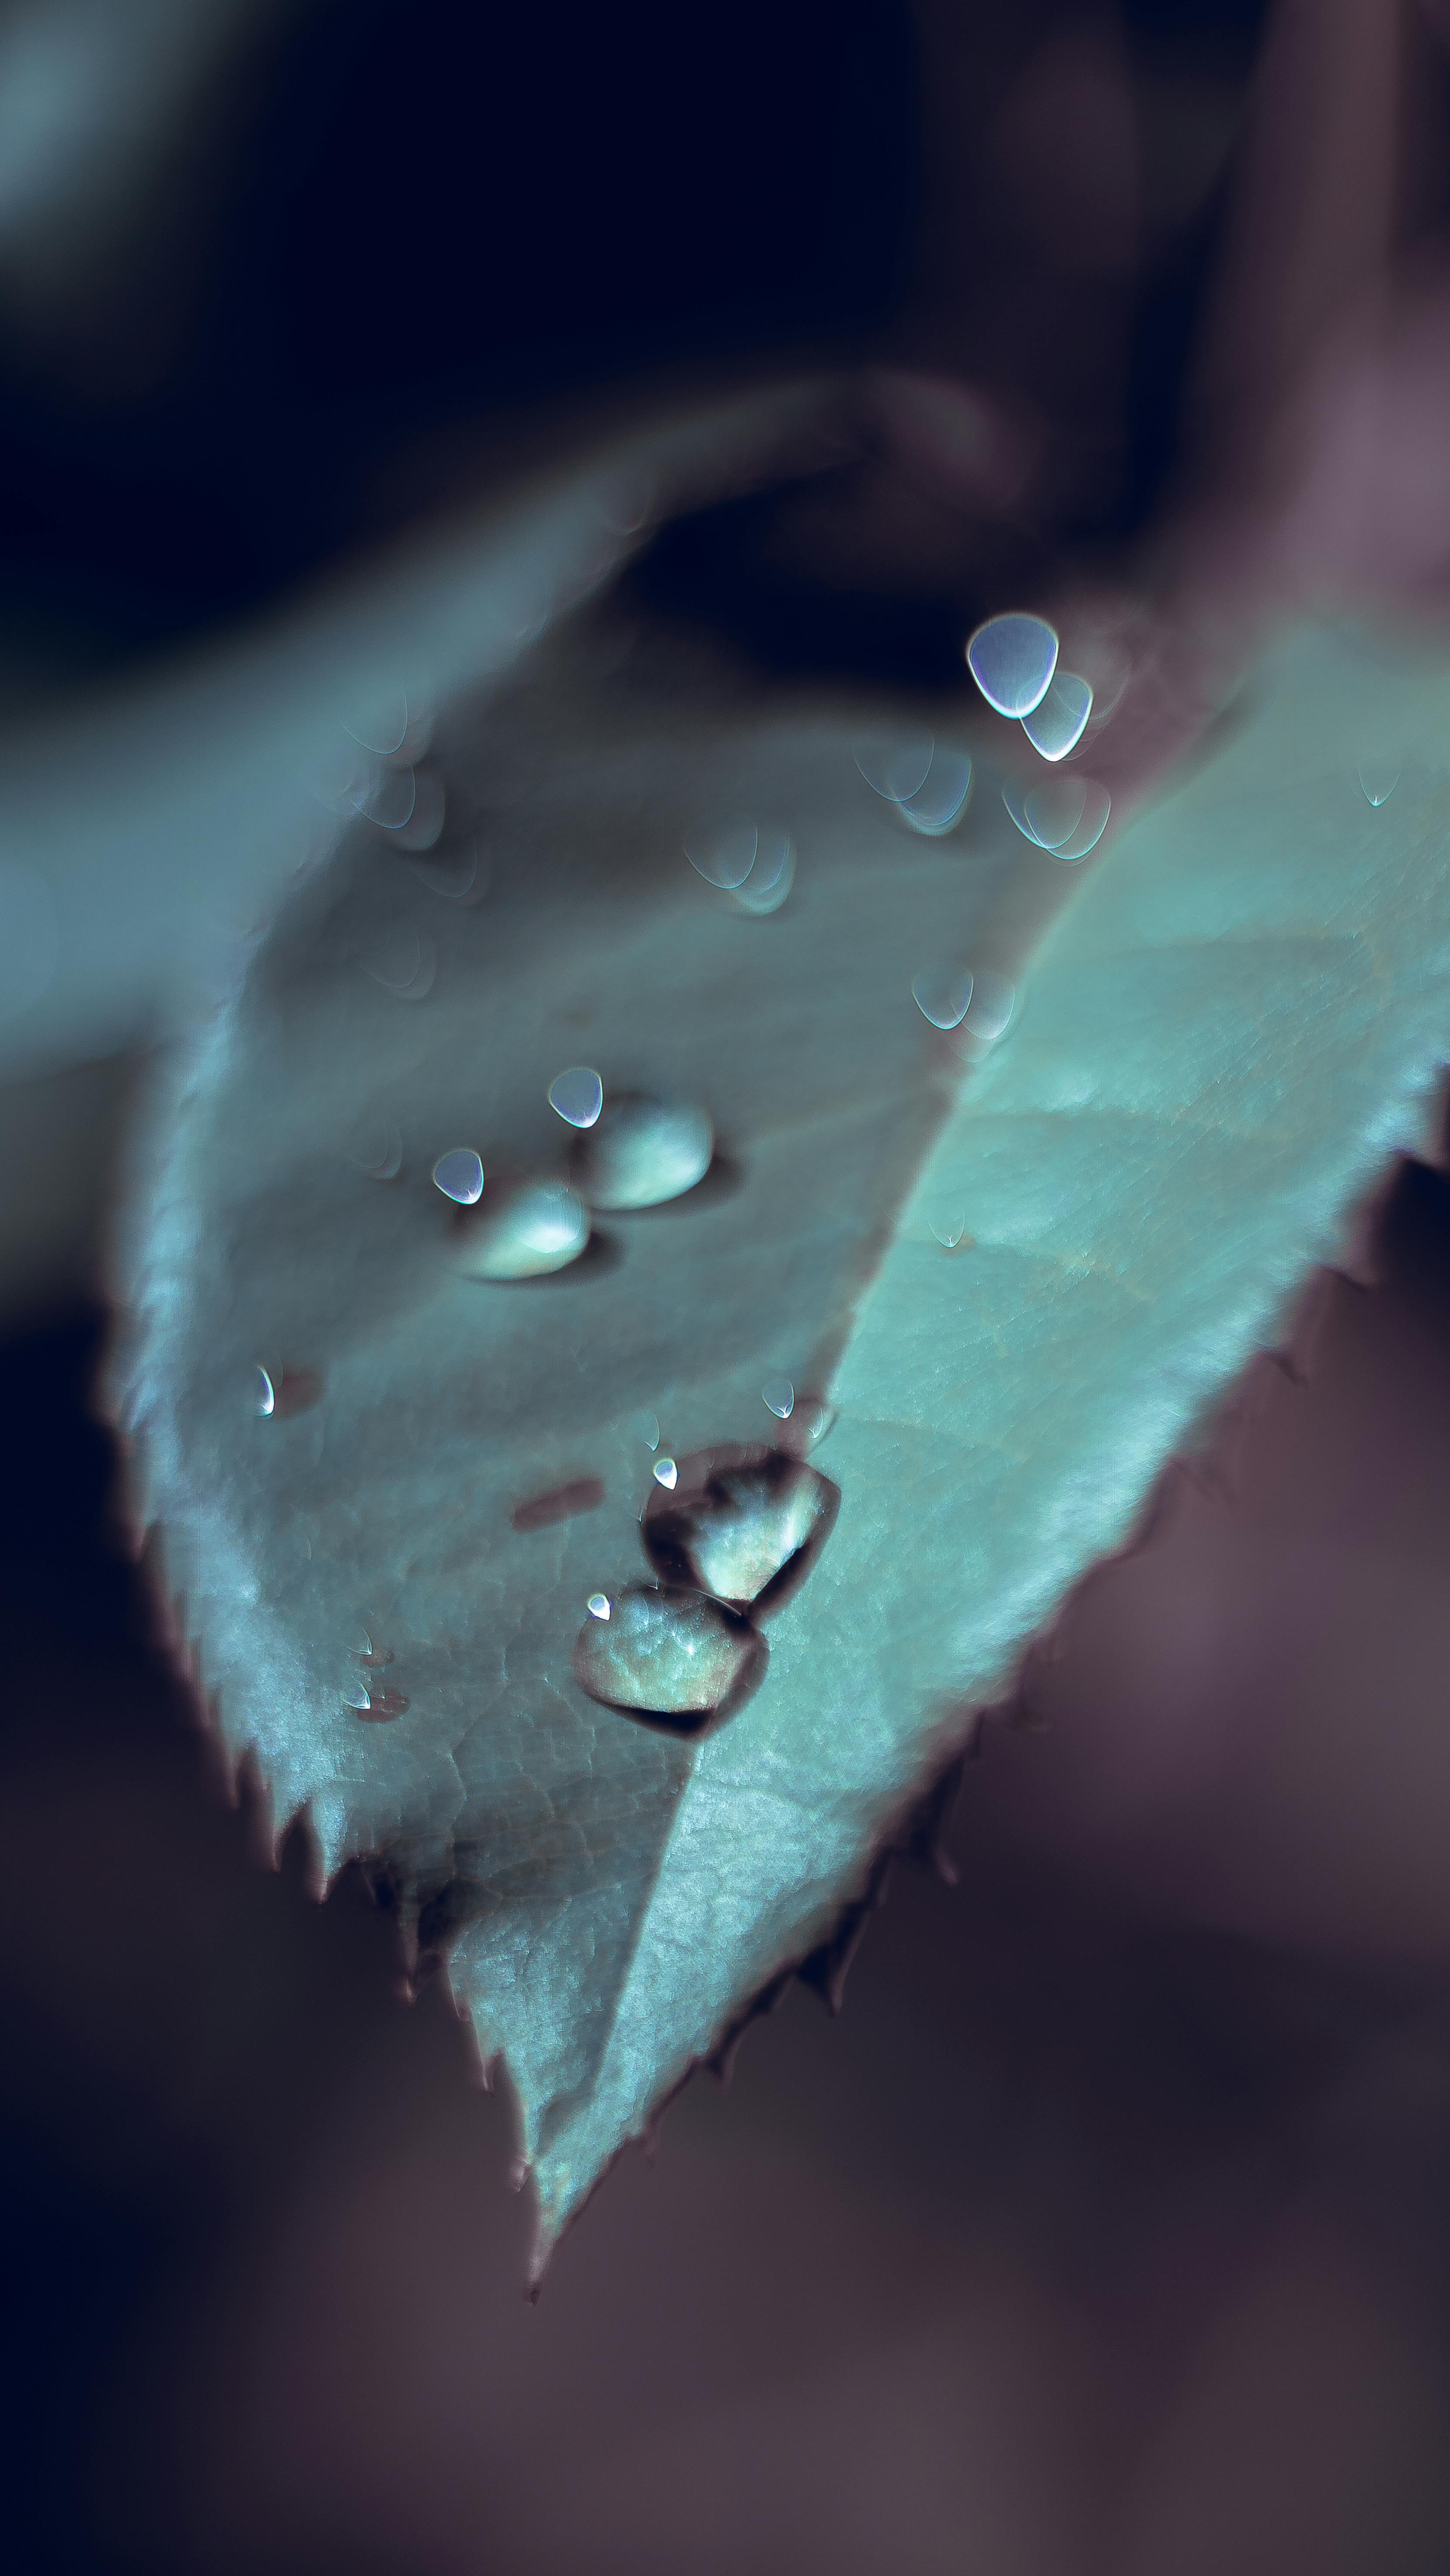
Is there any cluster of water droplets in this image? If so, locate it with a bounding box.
[962,612,1111,862]
[684,821,796,914]
[335,690,446,856]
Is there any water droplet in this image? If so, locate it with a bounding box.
[344,1680,371,1710]
[409,844,484,899]
[963,969,1016,1043]
[1051,781,1111,862]
[731,828,796,915]
[352,764,417,831]
[1021,670,1093,761]
[392,770,446,852]
[854,731,935,802]
[345,1117,403,1179]
[1359,758,1400,807]
[342,693,409,757]
[762,1377,795,1419]
[928,1208,969,1249]
[653,1456,678,1490]
[573,1583,762,1720]
[433,1147,484,1205]
[1004,776,1110,860]
[587,1593,611,1620]
[966,613,1059,718]
[256,1366,275,1416]
[570,1095,713,1210]
[899,748,973,837]
[912,965,973,1030]
[548,1065,604,1128]
[645,1454,837,1609]
[792,1398,836,1449]
[685,822,759,889]
[354,1634,393,1668]
[454,1179,590,1281]
[633,1410,661,1451]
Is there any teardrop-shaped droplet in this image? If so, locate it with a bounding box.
[587,1593,611,1620]
[1021,670,1093,761]
[571,1095,713,1210]
[454,1179,589,1280]
[912,965,973,1030]
[966,613,1059,718]
[646,1454,837,1609]
[548,1066,604,1128]
[1050,781,1111,862]
[573,1583,762,1719]
[762,1377,795,1420]
[653,1456,678,1490]
[1358,757,1400,807]
[899,747,972,837]
[256,1366,276,1416]
[684,822,759,889]
[353,765,418,831]
[433,1147,484,1204]
[731,828,795,915]
[963,969,1016,1043]
[854,732,935,802]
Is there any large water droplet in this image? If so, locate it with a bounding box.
[966,613,1059,718]
[1021,670,1093,761]
[645,1453,837,1609]
[899,747,973,837]
[433,1147,484,1205]
[912,965,973,1030]
[454,1179,590,1280]
[685,822,759,889]
[731,827,795,915]
[571,1095,713,1210]
[573,1583,762,1720]
[854,731,935,802]
[963,968,1016,1042]
[653,1456,678,1490]
[1359,757,1400,807]
[587,1593,611,1620]
[548,1066,604,1128]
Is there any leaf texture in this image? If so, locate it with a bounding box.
[117,601,1450,2269]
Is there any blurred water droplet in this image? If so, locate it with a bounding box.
[353,765,417,831]
[571,1095,713,1209]
[409,844,483,899]
[854,731,935,802]
[647,1454,836,1608]
[1359,757,1400,806]
[731,827,796,915]
[1024,777,1088,849]
[1021,670,1093,761]
[633,1410,661,1451]
[364,926,421,991]
[356,1636,393,1668]
[574,1583,761,1719]
[963,969,1016,1042]
[342,693,409,756]
[685,822,759,889]
[793,1399,836,1448]
[454,1178,590,1280]
[256,1366,275,1416]
[966,613,1059,717]
[899,748,972,837]
[1051,781,1111,861]
[433,1147,484,1204]
[392,771,446,852]
[928,1208,968,1249]
[345,1117,403,1179]
[654,1457,678,1490]
[587,1593,611,1620]
[350,1628,373,1656]
[762,1377,795,1419]
[548,1065,604,1128]
[912,965,973,1030]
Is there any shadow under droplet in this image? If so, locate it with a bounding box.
[605,1150,745,1220]
[271,1368,324,1418]
[511,1476,606,1533]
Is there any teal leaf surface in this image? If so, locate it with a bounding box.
[116,594,1450,2269]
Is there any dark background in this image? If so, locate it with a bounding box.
[13,2,1450,2569]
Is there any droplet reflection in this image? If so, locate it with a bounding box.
[1021,670,1093,761]
[912,965,973,1030]
[433,1148,484,1205]
[966,613,1059,718]
[573,1583,761,1720]
[548,1066,604,1129]
[571,1095,713,1210]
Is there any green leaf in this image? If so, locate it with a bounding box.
[116,565,1450,2272]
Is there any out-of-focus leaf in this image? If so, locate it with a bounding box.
[115,573,1450,2271]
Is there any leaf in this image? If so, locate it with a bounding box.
[115,557,1450,2273]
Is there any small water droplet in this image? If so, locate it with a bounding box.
[963,969,1016,1043]
[342,693,409,756]
[731,828,796,915]
[1021,670,1093,761]
[573,1583,762,1720]
[345,1117,403,1179]
[256,1366,275,1416]
[928,1208,969,1249]
[352,764,418,831]
[433,1147,484,1205]
[966,613,1059,718]
[654,1456,678,1490]
[633,1410,661,1451]
[454,1178,590,1280]
[1359,757,1400,806]
[854,731,935,802]
[571,1095,713,1210]
[587,1593,611,1620]
[899,747,973,837]
[646,1454,836,1608]
[684,822,759,889]
[912,965,973,1030]
[762,1377,795,1420]
[548,1065,604,1128]
[344,1681,372,1710]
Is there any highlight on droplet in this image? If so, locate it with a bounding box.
[966,612,1059,718]
[433,1147,484,1205]
[256,1366,276,1416]
[587,1593,611,1620]
[911,965,973,1030]
[1358,757,1400,808]
[653,1456,678,1490]
[762,1377,795,1420]
[548,1066,604,1129]
[1021,670,1093,762]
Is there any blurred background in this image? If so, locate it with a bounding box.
[10,0,1450,2567]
